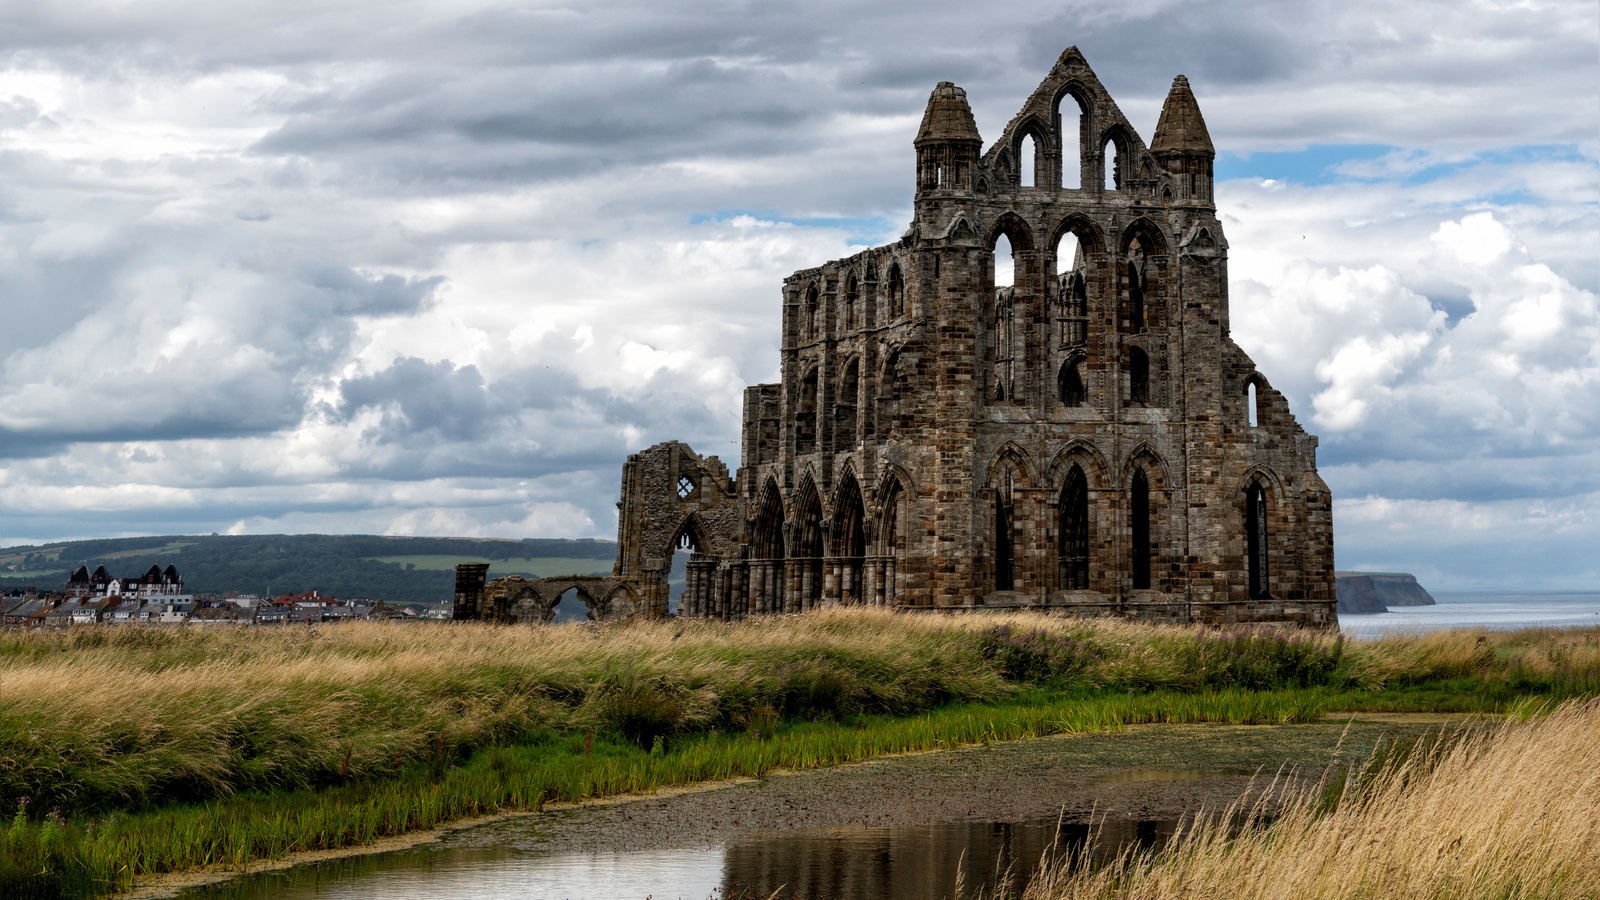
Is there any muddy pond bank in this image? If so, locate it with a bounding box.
[163,714,1464,900]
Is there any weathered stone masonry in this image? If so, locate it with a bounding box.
[456,48,1336,626]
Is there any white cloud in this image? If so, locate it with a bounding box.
[0,0,1596,587]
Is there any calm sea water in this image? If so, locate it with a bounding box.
[1339,591,1600,638]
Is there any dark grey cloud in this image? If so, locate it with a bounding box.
[340,357,495,443]
[310,268,442,317]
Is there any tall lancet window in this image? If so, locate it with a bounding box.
[1059,464,1089,590]
[1129,347,1150,404]
[1127,239,1148,332]
[995,468,1015,591]
[1246,482,1270,599]
[1058,361,1086,407]
[1131,469,1151,590]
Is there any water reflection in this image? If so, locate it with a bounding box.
[181,818,1177,900]
[720,819,1176,900]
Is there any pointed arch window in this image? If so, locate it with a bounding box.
[1104,136,1121,191]
[833,477,867,605]
[1126,238,1148,332]
[1059,93,1084,190]
[1019,133,1038,187]
[1056,232,1088,347]
[887,265,905,320]
[991,282,1015,402]
[1131,469,1151,590]
[1246,482,1270,599]
[844,276,858,332]
[796,369,818,453]
[879,350,900,438]
[879,479,905,557]
[837,358,859,447]
[753,482,786,561]
[995,469,1015,591]
[1058,360,1086,407]
[793,487,824,610]
[1059,464,1089,590]
[1129,347,1150,405]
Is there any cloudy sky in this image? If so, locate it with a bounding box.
[0,0,1595,589]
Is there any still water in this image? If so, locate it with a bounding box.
[178,818,1177,900]
[1339,591,1600,638]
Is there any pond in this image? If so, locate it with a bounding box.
[170,717,1446,900]
[178,818,1186,900]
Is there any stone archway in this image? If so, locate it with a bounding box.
[479,574,649,624]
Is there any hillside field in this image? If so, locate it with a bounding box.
[0,535,618,607]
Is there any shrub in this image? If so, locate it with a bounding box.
[1175,627,1345,690]
[972,625,1101,689]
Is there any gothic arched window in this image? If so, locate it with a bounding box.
[1058,361,1086,407]
[1129,347,1150,404]
[995,468,1015,591]
[1246,481,1270,599]
[837,358,859,446]
[796,369,818,453]
[1059,464,1089,590]
[1131,469,1151,590]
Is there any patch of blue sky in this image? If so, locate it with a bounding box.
[691,210,899,242]
[1216,143,1591,188]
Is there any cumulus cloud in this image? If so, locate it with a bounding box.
[0,0,1596,588]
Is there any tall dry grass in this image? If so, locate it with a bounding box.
[1017,700,1600,899]
[3,611,1597,817]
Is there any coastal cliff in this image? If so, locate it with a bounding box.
[1335,572,1437,615]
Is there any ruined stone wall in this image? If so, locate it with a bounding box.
[530,47,1335,628]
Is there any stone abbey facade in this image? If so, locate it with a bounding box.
[455,48,1335,626]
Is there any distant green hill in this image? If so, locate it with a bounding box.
[0,535,618,607]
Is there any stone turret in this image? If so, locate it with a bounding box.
[914,82,982,195]
[1151,75,1215,205]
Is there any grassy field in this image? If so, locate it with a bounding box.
[364,555,613,576]
[2,611,1597,898]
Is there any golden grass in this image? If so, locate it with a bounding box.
[1016,700,1600,899]
[3,610,1597,816]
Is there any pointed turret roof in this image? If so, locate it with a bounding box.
[1151,75,1214,157]
[915,82,982,146]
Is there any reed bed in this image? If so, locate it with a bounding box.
[1012,699,1600,899]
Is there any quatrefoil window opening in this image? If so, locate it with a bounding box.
[677,475,695,499]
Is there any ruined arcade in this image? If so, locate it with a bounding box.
[456,48,1336,627]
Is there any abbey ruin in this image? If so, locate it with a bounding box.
[454,47,1336,627]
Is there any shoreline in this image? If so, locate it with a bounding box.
[120,776,759,899]
[119,711,1475,898]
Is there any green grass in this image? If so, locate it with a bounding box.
[0,688,1333,899]
[363,555,612,576]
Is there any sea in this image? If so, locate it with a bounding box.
[1339,591,1600,638]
